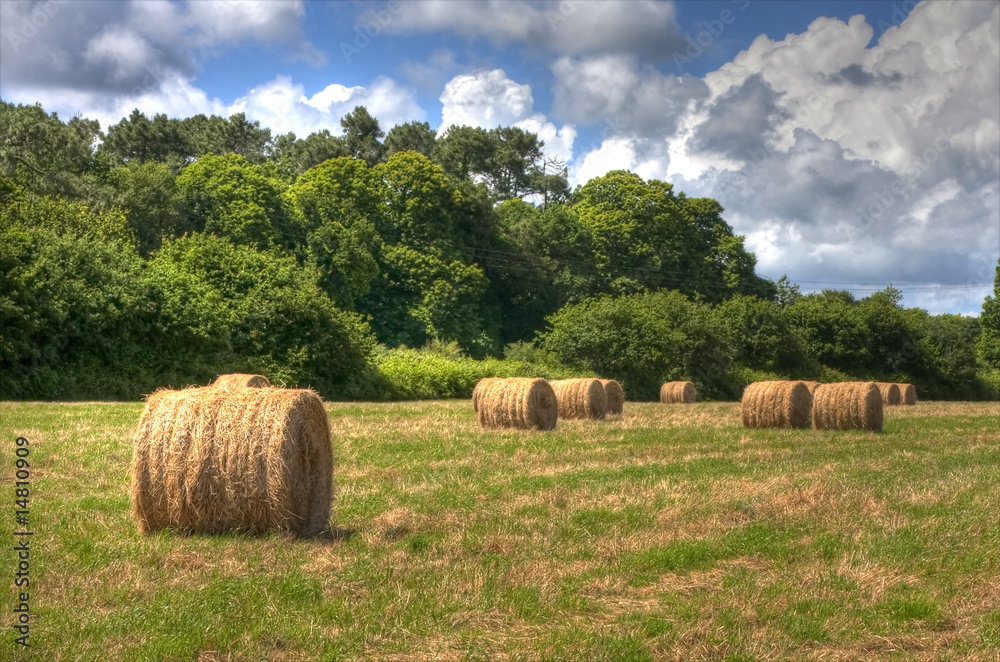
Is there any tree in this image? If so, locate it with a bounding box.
[432,125,566,203]
[272,130,348,178]
[359,152,492,353]
[101,110,186,167]
[148,233,379,397]
[103,161,186,255]
[978,259,1000,369]
[284,157,381,307]
[384,121,436,158]
[574,171,771,302]
[0,101,102,197]
[176,154,289,249]
[340,106,385,167]
[540,290,730,400]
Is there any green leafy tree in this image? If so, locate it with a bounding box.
[102,161,186,254]
[784,291,872,374]
[573,171,770,301]
[433,125,566,203]
[0,101,103,198]
[540,290,730,399]
[341,106,385,167]
[977,259,1000,369]
[176,153,289,248]
[272,130,348,178]
[101,109,187,167]
[284,157,381,306]
[360,152,491,353]
[149,233,379,397]
[384,121,437,158]
[714,294,809,375]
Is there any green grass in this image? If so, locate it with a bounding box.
[1,399,998,660]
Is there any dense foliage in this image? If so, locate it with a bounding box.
[1,100,995,400]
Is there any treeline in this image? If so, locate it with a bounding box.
[1,100,997,400]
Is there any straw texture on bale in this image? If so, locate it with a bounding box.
[897,383,917,405]
[213,373,271,388]
[801,381,822,396]
[476,378,558,430]
[741,381,812,429]
[472,378,502,413]
[660,381,696,404]
[812,382,883,432]
[131,386,333,536]
[550,378,608,420]
[876,382,902,406]
[600,379,624,415]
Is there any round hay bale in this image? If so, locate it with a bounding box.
[131,386,333,536]
[876,382,901,406]
[741,380,812,429]
[812,382,883,432]
[600,379,624,415]
[550,378,607,420]
[472,377,502,413]
[660,381,696,404]
[213,373,271,388]
[897,383,917,405]
[801,381,822,396]
[477,378,558,430]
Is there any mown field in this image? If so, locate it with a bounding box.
[1,399,999,661]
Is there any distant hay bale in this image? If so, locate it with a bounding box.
[213,373,271,388]
[550,378,607,420]
[660,381,696,404]
[876,382,902,406]
[477,378,558,430]
[600,379,624,415]
[812,382,883,432]
[897,383,917,405]
[741,380,812,429]
[472,377,502,413]
[131,386,333,536]
[801,381,822,396]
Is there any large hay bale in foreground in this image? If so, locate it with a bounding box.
[472,377,502,413]
[741,380,812,429]
[477,378,558,430]
[550,378,607,420]
[877,382,902,406]
[600,379,624,415]
[131,386,333,536]
[660,381,696,404]
[213,373,271,388]
[897,383,917,405]
[812,382,883,432]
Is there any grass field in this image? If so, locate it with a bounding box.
[2,399,999,661]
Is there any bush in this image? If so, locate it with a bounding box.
[375,347,584,400]
[540,290,732,400]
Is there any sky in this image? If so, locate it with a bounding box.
[2,0,998,316]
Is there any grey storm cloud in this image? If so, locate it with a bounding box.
[689,74,790,160]
[0,0,323,98]
[388,0,689,62]
[685,128,998,293]
[825,64,906,88]
[0,1,192,95]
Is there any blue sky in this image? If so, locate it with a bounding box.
[2,0,997,315]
